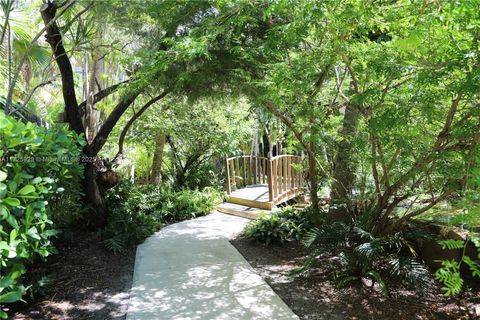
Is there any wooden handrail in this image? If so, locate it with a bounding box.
[269,154,302,161]
[224,154,304,205]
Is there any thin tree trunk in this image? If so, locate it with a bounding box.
[86,51,100,144]
[151,132,166,184]
[308,146,321,225]
[328,103,360,223]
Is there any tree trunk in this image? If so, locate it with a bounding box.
[151,132,166,184]
[40,1,84,135]
[41,1,145,229]
[328,104,360,223]
[83,159,107,227]
[308,145,321,225]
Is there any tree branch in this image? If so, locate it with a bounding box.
[341,53,359,94]
[264,101,310,152]
[78,79,130,115]
[114,90,170,161]
[8,79,55,116]
[88,89,143,155]
[434,91,464,150]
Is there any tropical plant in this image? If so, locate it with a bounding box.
[102,181,222,252]
[244,206,313,245]
[435,164,480,296]
[298,200,434,296]
[0,111,83,318]
[302,222,433,296]
[435,234,480,296]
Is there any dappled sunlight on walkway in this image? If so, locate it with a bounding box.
[126,212,298,320]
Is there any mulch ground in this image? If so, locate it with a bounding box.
[9,231,136,320]
[231,236,480,320]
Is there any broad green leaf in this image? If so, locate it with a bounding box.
[0,205,8,219]
[5,215,18,229]
[0,290,23,303]
[17,185,35,195]
[32,177,42,184]
[0,183,6,198]
[26,227,41,240]
[0,277,14,291]
[0,241,9,251]
[0,171,6,182]
[2,198,20,207]
[8,264,26,280]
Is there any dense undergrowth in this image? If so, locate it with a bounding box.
[102,181,222,253]
[0,111,223,317]
[244,202,479,298]
[0,112,83,318]
[245,206,313,245]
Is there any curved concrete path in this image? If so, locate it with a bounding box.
[126,212,299,320]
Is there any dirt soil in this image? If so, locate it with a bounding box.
[231,236,480,320]
[9,231,136,320]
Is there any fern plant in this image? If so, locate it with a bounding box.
[287,197,445,295]
[103,237,126,254]
[435,163,480,296]
[434,224,480,296]
[300,219,433,295]
[244,206,313,245]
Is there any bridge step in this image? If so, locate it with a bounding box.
[225,195,274,210]
[216,202,271,220]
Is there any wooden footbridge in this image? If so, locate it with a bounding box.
[216,154,304,218]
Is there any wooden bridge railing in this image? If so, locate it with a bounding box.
[224,154,304,205]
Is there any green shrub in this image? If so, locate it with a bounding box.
[102,182,222,252]
[434,165,480,296]
[0,111,83,318]
[435,209,480,296]
[244,206,313,245]
[301,222,433,295]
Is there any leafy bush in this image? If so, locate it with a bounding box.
[435,236,480,296]
[302,222,433,295]
[102,181,222,252]
[434,164,480,296]
[0,111,83,318]
[296,201,434,295]
[244,206,313,245]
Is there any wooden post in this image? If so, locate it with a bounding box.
[224,155,231,194]
[290,156,295,190]
[284,157,287,195]
[242,154,246,187]
[262,158,266,184]
[249,155,253,185]
[285,155,291,194]
[279,157,283,196]
[254,156,258,185]
[267,153,273,202]
[235,156,240,188]
[273,158,278,201]
[230,158,236,190]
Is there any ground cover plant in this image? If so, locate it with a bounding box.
[245,206,313,245]
[102,181,222,253]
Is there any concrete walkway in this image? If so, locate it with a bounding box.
[126,212,299,320]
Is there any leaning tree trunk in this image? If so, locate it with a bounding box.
[41,1,145,229]
[328,103,360,223]
[151,132,166,184]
